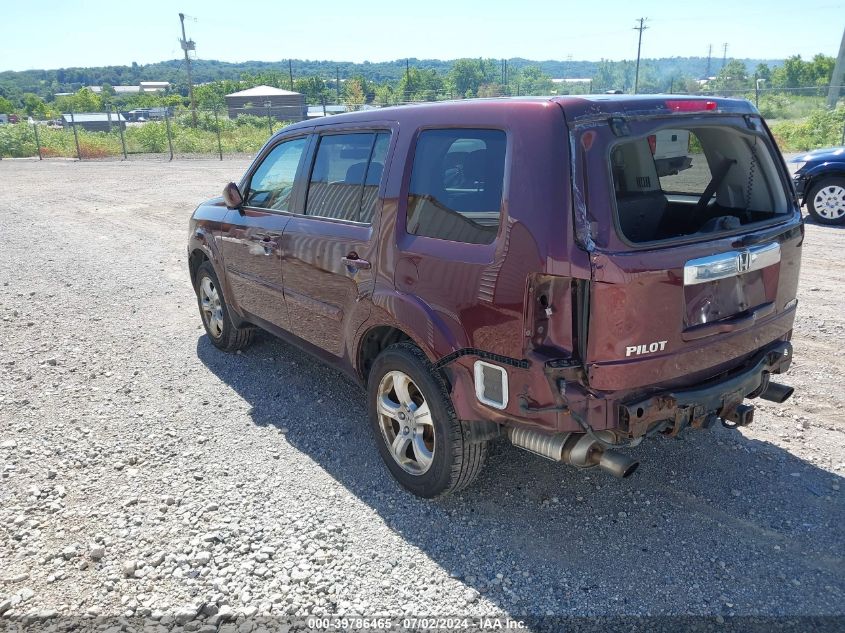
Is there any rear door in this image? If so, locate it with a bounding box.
[572,115,802,392]
[279,128,392,357]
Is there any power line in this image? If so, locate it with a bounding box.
[633,17,648,94]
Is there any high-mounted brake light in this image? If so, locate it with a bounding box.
[665,100,718,112]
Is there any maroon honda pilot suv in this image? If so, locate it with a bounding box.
[188,96,801,498]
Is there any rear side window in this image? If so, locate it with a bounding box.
[406,129,506,245]
[306,132,389,223]
[610,124,788,244]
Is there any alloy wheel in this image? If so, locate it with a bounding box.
[376,370,435,475]
[199,276,224,338]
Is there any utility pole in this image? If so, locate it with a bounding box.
[722,43,728,70]
[705,44,712,78]
[827,26,845,108]
[289,59,294,91]
[405,59,410,98]
[178,13,197,127]
[633,17,648,94]
[336,67,340,104]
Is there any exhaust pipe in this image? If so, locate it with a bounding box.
[508,428,639,478]
[597,450,640,478]
[759,381,794,404]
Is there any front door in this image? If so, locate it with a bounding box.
[280,130,391,357]
[219,135,309,330]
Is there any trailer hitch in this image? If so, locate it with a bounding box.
[721,403,755,429]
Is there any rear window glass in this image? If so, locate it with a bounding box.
[610,125,788,244]
[406,129,506,245]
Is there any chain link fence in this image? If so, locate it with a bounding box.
[1,90,843,161]
[0,105,306,161]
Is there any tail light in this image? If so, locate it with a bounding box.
[647,134,657,155]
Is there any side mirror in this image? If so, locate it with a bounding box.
[223,182,243,209]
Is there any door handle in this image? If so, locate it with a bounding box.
[341,255,371,270]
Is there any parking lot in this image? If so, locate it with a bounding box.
[0,159,843,625]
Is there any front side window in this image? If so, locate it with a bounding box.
[305,132,389,223]
[245,137,307,211]
[406,129,506,245]
[610,124,788,244]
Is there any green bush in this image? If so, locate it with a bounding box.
[0,124,37,157]
[0,124,122,158]
[759,95,827,121]
[40,128,78,156]
[759,95,793,119]
[126,122,169,153]
[770,106,845,151]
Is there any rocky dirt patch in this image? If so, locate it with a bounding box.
[0,159,842,630]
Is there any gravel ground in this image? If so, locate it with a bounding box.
[0,159,843,630]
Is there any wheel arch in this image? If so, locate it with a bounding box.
[354,293,471,383]
[187,236,246,326]
[804,168,845,201]
[188,248,210,287]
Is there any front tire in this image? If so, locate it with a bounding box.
[367,342,488,498]
[195,261,255,352]
[807,177,845,225]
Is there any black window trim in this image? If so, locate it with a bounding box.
[300,129,392,226]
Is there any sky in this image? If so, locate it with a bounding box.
[1,0,843,72]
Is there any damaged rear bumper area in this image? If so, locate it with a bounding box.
[618,340,794,439]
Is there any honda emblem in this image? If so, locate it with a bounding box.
[736,250,752,273]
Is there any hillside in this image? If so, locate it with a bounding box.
[0,56,783,99]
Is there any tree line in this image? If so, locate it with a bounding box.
[0,54,837,118]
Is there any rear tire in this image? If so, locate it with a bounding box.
[195,261,255,352]
[807,177,845,225]
[367,342,488,498]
